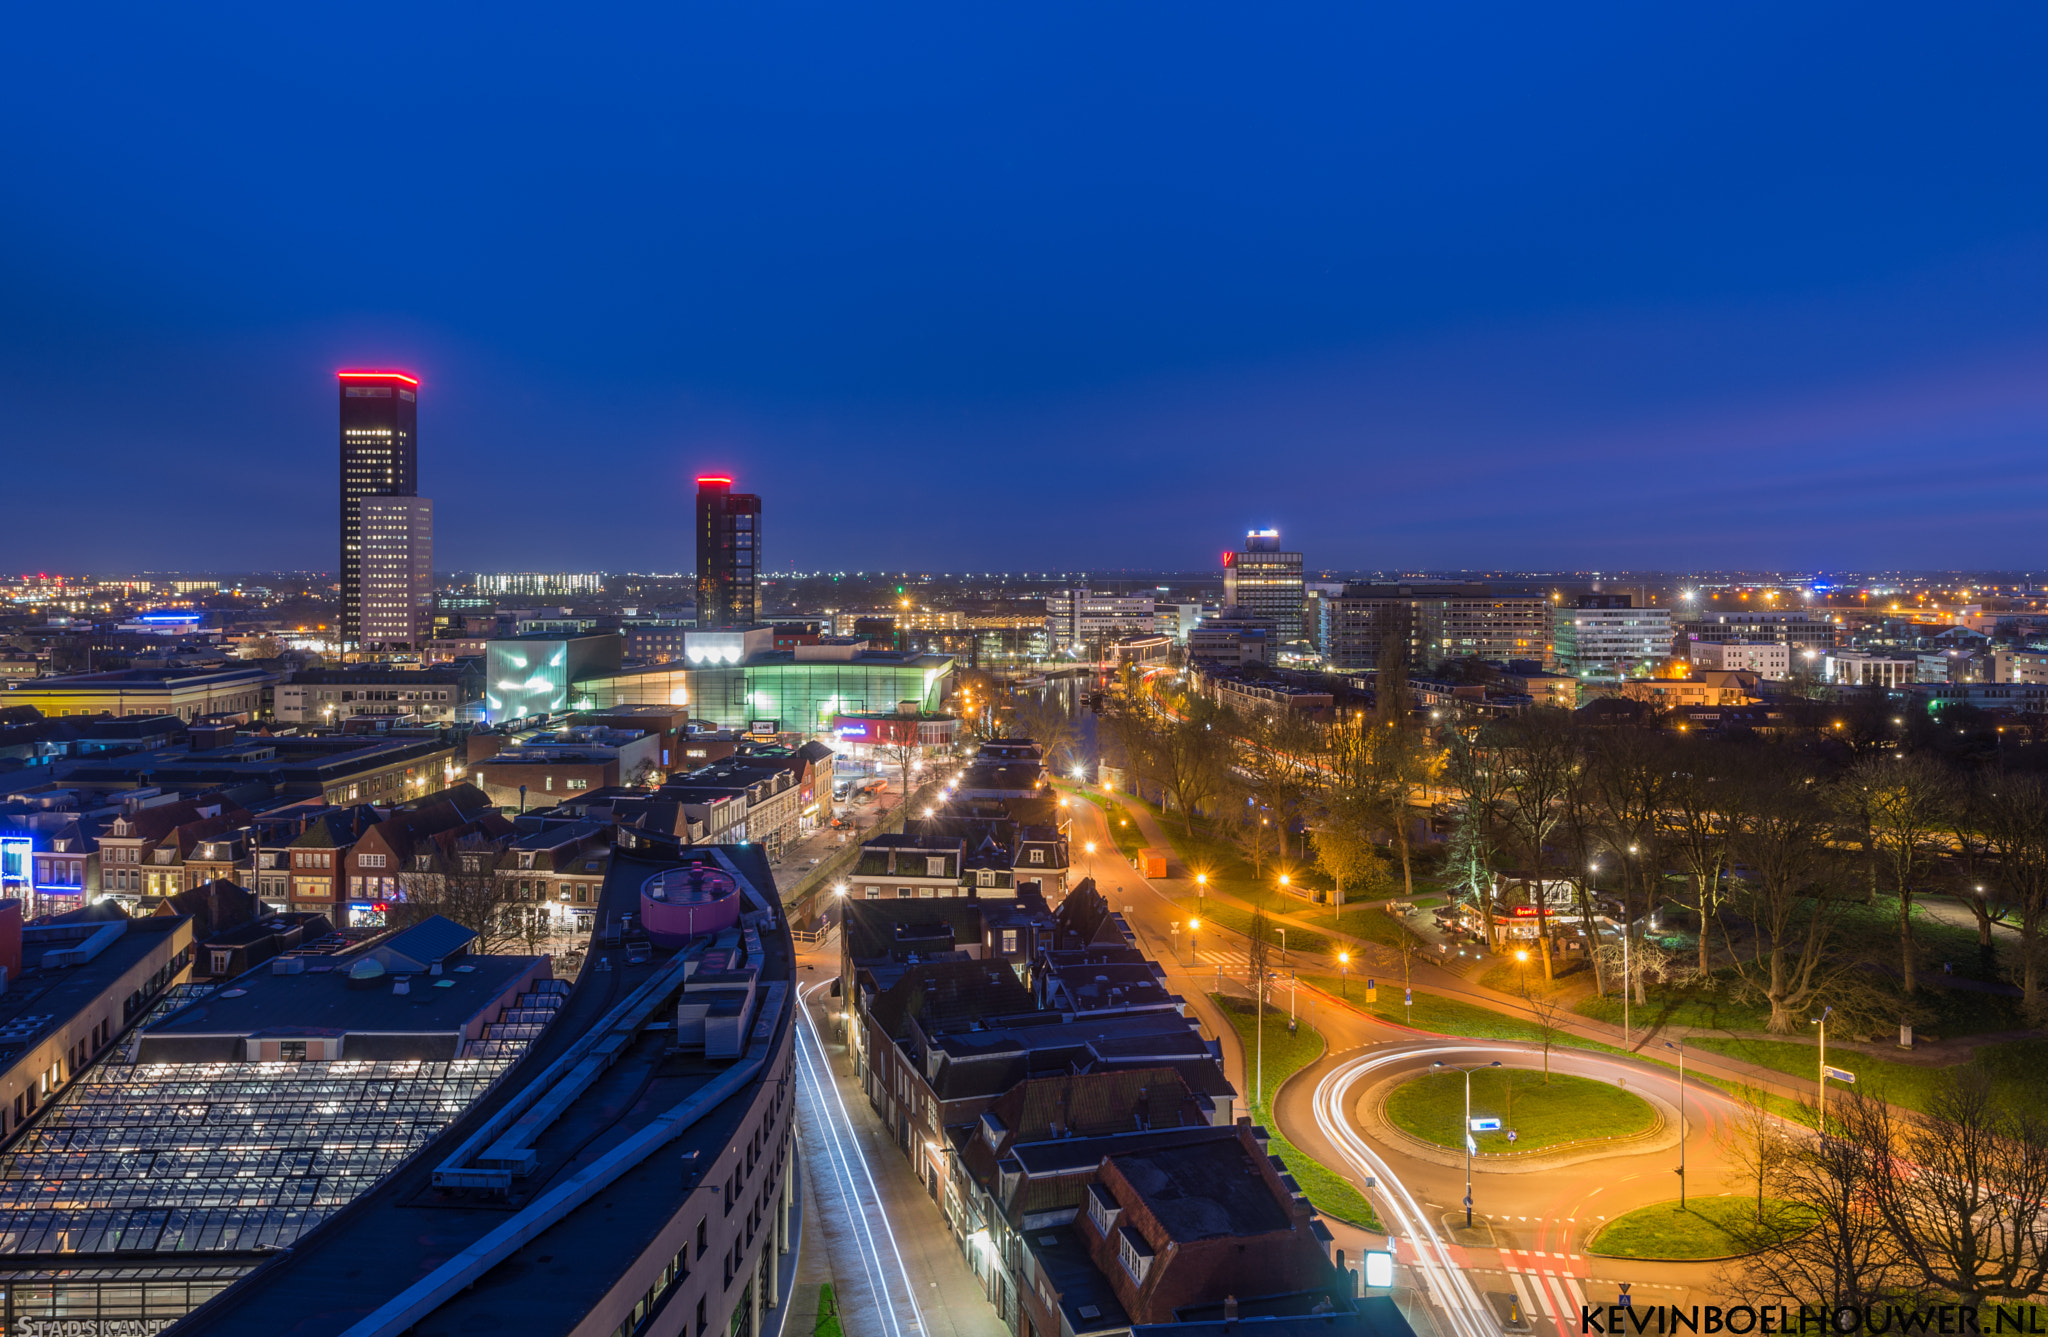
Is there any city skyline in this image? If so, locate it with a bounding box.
[9,8,2048,572]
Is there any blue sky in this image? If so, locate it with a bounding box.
[6,4,2048,574]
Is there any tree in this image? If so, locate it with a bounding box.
[1247,905,1274,1006]
[1840,752,1959,995]
[1590,730,1671,1006]
[876,726,925,810]
[1146,698,1233,834]
[1722,755,1851,1033]
[397,865,520,955]
[1978,773,2048,1023]
[1441,715,1511,953]
[1493,711,1581,980]
[1666,744,1739,975]
[1856,1059,2048,1304]
[1720,1083,1792,1226]
[1010,689,1080,774]
[1739,1088,1908,1311]
[1311,813,1392,921]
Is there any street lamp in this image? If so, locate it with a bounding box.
[1085,841,1096,856]
[1811,1005,1834,1124]
[1188,917,1199,965]
[1338,950,1350,997]
[1665,1038,1687,1206]
[1433,1059,1501,1227]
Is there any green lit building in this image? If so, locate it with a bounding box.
[578,647,954,734]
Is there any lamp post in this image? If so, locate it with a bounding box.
[1434,1059,1501,1227]
[1188,918,1199,967]
[1338,950,1350,997]
[1812,1005,1833,1124]
[1665,1038,1687,1206]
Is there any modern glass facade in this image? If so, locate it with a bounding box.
[583,655,954,732]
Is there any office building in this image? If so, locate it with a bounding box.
[1552,596,1673,678]
[274,662,483,725]
[357,496,434,651]
[1222,529,1305,640]
[695,475,762,629]
[4,665,273,721]
[338,371,420,648]
[1687,639,1790,678]
[473,572,606,597]
[1677,609,1838,656]
[1317,584,1549,672]
[1045,588,1157,657]
[1824,652,1917,689]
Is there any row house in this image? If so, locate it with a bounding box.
[955,1068,1214,1328]
[1021,1121,1350,1335]
[498,820,613,935]
[344,800,516,928]
[659,759,803,857]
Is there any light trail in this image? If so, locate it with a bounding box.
[794,978,926,1337]
[1312,1045,1517,1337]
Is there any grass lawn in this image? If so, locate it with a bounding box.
[1078,792,1149,862]
[1210,993,1382,1230]
[1384,1068,1655,1153]
[1587,1197,1818,1260]
[1689,1035,2048,1116]
[1181,900,1338,957]
[814,1282,843,1337]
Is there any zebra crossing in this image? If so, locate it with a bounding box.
[1497,1256,1589,1336]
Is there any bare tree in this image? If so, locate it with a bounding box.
[1010,689,1080,773]
[1738,1088,1908,1311]
[397,866,520,955]
[1591,730,1671,1007]
[1723,756,1852,1033]
[1979,773,2048,1022]
[1857,1059,2048,1303]
[1666,745,1739,975]
[1840,753,1959,995]
[1720,1082,1792,1225]
[1246,904,1274,1006]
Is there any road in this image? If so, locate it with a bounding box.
[789,953,1009,1337]
[1060,790,1769,1337]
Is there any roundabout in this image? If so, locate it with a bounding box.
[1382,1066,1659,1156]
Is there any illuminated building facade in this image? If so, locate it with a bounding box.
[695,475,762,629]
[1222,528,1305,641]
[358,496,433,651]
[339,371,420,647]
[484,633,624,723]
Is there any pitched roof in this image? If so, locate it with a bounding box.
[868,958,1035,1040]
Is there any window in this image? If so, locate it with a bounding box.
[359,853,386,869]
[280,1040,308,1061]
[925,856,946,877]
[567,779,589,791]
[897,887,913,899]
[1029,849,1046,864]
[1118,1225,1154,1284]
[1001,930,1018,953]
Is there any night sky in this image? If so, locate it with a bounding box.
[7,5,2048,575]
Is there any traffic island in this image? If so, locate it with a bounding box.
[1587,1196,1819,1261]
[1355,1064,1678,1173]
[1386,1067,1656,1152]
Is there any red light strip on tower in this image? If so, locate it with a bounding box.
[337,371,421,386]
[697,475,734,485]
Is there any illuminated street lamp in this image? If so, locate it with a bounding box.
[1338,950,1350,997]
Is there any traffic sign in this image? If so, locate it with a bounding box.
[1822,1065,1857,1084]
[1469,1117,1502,1132]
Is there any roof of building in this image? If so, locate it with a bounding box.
[1030,1225,1132,1336]
[172,844,793,1337]
[1110,1135,1290,1242]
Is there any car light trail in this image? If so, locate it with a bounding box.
[795,979,925,1337]
[1313,1045,1506,1337]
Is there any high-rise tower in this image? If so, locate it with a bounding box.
[695,475,762,629]
[1222,528,1305,641]
[338,371,420,647]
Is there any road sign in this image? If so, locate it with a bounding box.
[1469,1117,1502,1132]
[1404,988,1412,1007]
[1507,1130,1518,1143]
[1823,1065,1857,1084]
[1364,1250,1394,1289]
[1466,1136,1477,1155]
